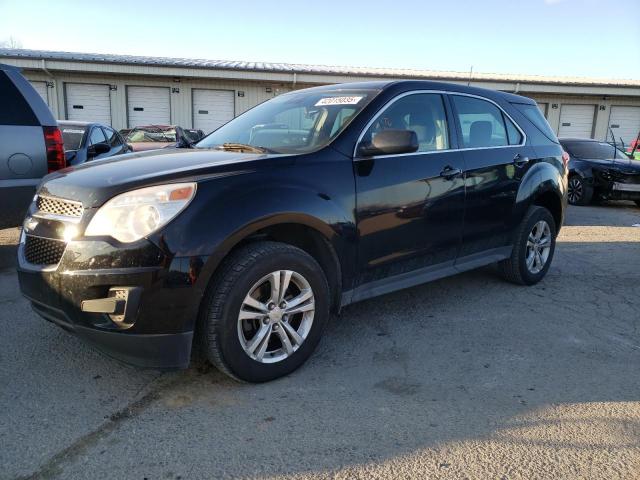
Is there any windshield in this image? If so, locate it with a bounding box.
[61,126,87,151]
[563,141,630,160]
[126,127,177,143]
[195,89,379,154]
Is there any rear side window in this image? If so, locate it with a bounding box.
[513,103,558,144]
[0,71,39,126]
[451,95,508,148]
[104,127,123,147]
[89,127,107,145]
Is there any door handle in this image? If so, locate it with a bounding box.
[513,154,530,167]
[440,166,462,180]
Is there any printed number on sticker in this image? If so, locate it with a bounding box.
[315,96,363,106]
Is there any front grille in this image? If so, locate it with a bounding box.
[36,195,83,218]
[23,235,66,265]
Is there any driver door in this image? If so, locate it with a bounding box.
[353,92,466,296]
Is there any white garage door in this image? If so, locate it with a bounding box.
[537,103,548,118]
[192,89,235,133]
[127,86,170,127]
[65,83,111,124]
[558,104,595,138]
[608,106,640,145]
[30,81,49,105]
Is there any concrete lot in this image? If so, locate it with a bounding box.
[1,203,639,480]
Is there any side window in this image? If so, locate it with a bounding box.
[504,114,523,145]
[89,127,107,146]
[362,93,450,152]
[452,96,508,148]
[330,107,357,136]
[104,127,122,147]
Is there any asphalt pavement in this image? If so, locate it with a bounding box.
[1,202,639,479]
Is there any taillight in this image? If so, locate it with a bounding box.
[43,126,66,173]
[561,151,570,169]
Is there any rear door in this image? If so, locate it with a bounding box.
[65,83,112,124]
[353,92,466,293]
[127,86,170,127]
[449,94,533,258]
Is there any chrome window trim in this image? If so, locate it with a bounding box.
[353,90,527,160]
[32,211,83,224]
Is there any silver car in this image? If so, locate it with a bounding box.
[0,63,65,228]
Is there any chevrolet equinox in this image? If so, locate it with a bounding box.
[18,81,568,382]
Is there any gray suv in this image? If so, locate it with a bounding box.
[0,63,65,228]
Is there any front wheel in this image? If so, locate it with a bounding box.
[568,175,593,206]
[499,206,557,285]
[200,241,330,382]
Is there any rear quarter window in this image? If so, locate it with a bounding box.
[0,71,39,126]
[513,103,558,144]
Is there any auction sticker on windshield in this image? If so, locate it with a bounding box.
[315,96,363,106]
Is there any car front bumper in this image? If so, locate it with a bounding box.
[17,233,206,369]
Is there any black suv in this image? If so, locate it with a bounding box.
[17,81,567,382]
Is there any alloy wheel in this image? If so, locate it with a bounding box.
[525,220,552,274]
[237,270,315,363]
[568,177,583,204]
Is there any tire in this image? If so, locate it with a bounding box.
[499,206,557,286]
[635,201,640,208]
[567,175,593,206]
[200,241,330,382]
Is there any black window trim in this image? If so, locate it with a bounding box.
[354,90,527,160]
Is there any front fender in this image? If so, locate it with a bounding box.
[149,157,357,309]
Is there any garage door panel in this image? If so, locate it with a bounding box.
[65,84,111,124]
[558,104,595,138]
[608,106,640,145]
[30,81,49,106]
[537,103,548,118]
[192,89,234,134]
[127,86,170,127]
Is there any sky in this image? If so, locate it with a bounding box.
[0,0,638,79]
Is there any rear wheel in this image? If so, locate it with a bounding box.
[567,175,593,206]
[499,206,557,286]
[635,200,640,208]
[200,241,329,382]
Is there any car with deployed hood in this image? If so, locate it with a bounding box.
[17,80,567,382]
[560,138,640,206]
[59,121,131,165]
[125,125,198,151]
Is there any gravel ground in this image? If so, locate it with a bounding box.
[1,203,639,480]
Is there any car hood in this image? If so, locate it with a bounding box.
[39,148,288,208]
[129,142,174,152]
[580,157,640,172]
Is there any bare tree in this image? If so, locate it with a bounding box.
[0,36,23,49]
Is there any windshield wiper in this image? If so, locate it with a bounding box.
[214,143,270,154]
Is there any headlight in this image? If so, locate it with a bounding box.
[85,183,197,243]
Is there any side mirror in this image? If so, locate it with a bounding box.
[358,129,419,157]
[88,142,110,157]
